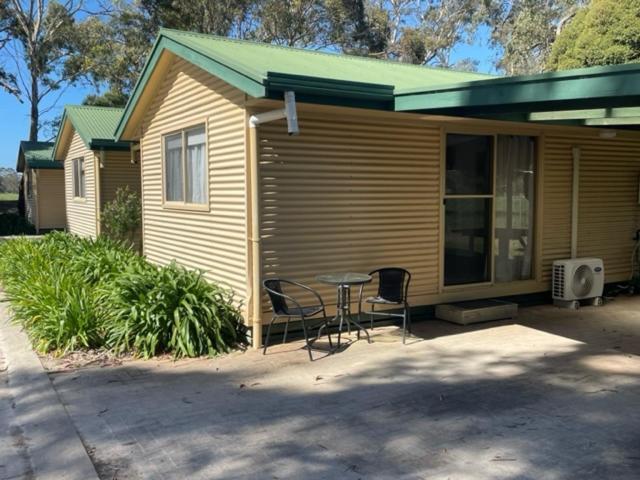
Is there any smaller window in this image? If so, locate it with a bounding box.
[26,172,33,198]
[163,125,207,206]
[72,158,86,198]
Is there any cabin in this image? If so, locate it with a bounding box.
[16,141,65,233]
[114,28,640,346]
[52,105,140,238]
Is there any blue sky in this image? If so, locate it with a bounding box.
[0,26,496,169]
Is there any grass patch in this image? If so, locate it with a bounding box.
[0,192,18,201]
[0,232,243,357]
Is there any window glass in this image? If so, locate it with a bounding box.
[444,198,492,285]
[494,135,536,282]
[446,134,493,195]
[185,127,206,204]
[73,158,85,198]
[164,133,183,202]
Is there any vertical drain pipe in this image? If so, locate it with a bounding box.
[571,147,580,259]
[247,91,299,348]
[248,124,262,349]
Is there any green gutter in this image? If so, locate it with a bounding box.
[89,139,131,150]
[28,160,64,170]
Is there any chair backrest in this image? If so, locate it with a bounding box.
[373,268,411,303]
[263,278,289,315]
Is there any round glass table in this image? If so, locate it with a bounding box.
[316,272,372,346]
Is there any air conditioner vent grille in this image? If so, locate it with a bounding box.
[552,264,565,298]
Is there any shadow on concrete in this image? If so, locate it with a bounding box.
[16,299,638,480]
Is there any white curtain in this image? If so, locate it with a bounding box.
[186,127,206,204]
[495,135,535,282]
[165,134,183,202]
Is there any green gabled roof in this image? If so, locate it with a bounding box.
[54,105,131,158]
[16,141,61,172]
[115,28,495,139]
[162,29,493,90]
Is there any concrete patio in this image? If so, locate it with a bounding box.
[29,297,640,478]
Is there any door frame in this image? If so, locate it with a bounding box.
[438,127,542,293]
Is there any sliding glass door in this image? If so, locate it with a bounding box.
[443,133,536,287]
[444,134,494,286]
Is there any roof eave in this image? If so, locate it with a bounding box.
[394,63,640,114]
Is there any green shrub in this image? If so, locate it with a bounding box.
[0,232,243,357]
[103,261,242,359]
[0,213,36,236]
[0,233,142,353]
[100,186,141,248]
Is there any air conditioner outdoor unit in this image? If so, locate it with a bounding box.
[552,258,604,308]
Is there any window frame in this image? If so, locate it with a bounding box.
[72,157,86,200]
[161,122,209,212]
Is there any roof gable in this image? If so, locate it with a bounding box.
[53,105,131,159]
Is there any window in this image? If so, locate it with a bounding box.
[443,133,536,286]
[26,172,33,198]
[72,158,86,198]
[163,125,207,205]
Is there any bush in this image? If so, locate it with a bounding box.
[0,232,242,357]
[104,262,242,359]
[0,233,139,353]
[100,186,141,248]
[0,213,36,236]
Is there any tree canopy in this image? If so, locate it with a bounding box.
[547,0,640,70]
[0,0,637,144]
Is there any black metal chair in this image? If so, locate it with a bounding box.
[358,268,412,344]
[262,279,333,361]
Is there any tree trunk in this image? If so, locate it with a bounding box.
[29,75,38,141]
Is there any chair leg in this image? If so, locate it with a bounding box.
[406,302,412,334]
[370,303,375,330]
[263,316,278,355]
[300,317,314,361]
[325,321,334,349]
[402,310,407,345]
[282,318,290,344]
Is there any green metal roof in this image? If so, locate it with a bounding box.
[115,28,640,137]
[16,141,61,172]
[64,105,130,147]
[162,29,493,90]
[53,105,131,159]
[115,28,495,139]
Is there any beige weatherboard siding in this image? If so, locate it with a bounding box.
[63,131,98,238]
[137,55,248,315]
[35,169,66,230]
[99,150,141,208]
[256,102,640,317]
